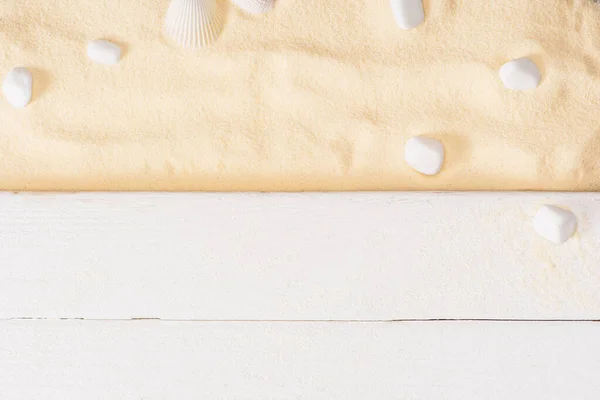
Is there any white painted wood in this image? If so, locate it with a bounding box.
[1,192,599,320]
[0,320,598,399]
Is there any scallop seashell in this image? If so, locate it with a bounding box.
[165,0,225,48]
[231,0,275,14]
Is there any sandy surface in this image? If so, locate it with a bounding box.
[1,0,600,191]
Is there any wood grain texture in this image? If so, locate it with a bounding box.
[1,192,599,320]
[0,320,599,399]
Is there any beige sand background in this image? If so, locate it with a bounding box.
[1,0,600,191]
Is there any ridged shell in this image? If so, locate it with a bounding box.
[165,0,225,48]
[231,0,275,14]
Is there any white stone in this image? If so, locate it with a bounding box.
[533,205,577,245]
[231,0,275,14]
[404,136,445,176]
[2,67,33,108]
[499,58,541,90]
[87,40,122,65]
[390,0,425,30]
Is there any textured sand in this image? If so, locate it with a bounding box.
[1,0,600,191]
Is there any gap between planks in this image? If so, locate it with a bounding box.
[0,318,598,323]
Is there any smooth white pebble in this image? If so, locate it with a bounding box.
[533,205,577,245]
[499,58,541,90]
[2,67,33,108]
[404,136,445,176]
[87,40,122,65]
[390,0,425,30]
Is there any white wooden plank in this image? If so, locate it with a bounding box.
[0,320,598,399]
[1,192,599,320]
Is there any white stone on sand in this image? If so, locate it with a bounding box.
[87,40,122,65]
[404,136,445,176]
[533,205,577,245]
[231,0,275,14]
[2,67,33,108]
[390,0,424,30]
[499,58,541,90]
